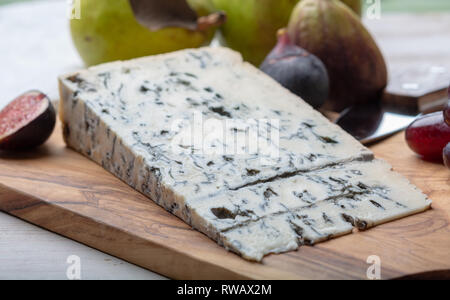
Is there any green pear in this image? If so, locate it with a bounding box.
[71,0,217,66]
[211,0,299,66]
[287,0,387,111]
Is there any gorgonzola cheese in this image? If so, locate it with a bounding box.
[59,47,430,261]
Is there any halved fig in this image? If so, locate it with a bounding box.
[0,91,56,151]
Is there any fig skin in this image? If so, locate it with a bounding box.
[287,0,387,112]
[444,143,450,169]
[260,30,329,109]
[211,0,360,66]
[340,0,362,16]
[0,91,56,151]
[444,96,450,126]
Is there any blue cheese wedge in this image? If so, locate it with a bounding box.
[59,47,431,261]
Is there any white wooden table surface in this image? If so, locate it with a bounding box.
[0,0,449,280]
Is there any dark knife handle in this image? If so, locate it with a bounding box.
[383,64,450,114]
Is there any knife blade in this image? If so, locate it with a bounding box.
[335,101,418,145]
[336,64,449,145]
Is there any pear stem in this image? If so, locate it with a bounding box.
[197,12,227,31]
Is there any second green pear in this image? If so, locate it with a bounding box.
[212,0,361,66]
[211,0,299,66]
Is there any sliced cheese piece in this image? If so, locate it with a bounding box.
[193,159,430,222]
[219,201,354,261]
[219,184,431,261]
[192,159,431,260]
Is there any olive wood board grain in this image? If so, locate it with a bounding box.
[0,122,449,280]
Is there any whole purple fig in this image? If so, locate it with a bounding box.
[260,29,329,109]
[287,0,387,112]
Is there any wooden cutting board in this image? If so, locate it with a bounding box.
[0,122,449,280]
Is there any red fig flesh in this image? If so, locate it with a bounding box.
[0,91,56,150]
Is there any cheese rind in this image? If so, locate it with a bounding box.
[59,47,430,261]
